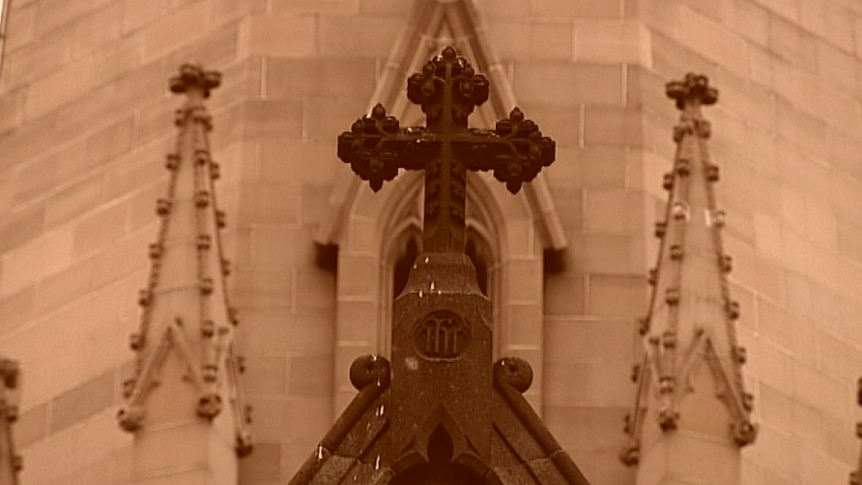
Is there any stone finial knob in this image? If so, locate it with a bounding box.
[732,419,758,446]
[197,392,223,419]
[619,439,640,466]
[117,404,145,432]
[406,46,489,113]
[169,63,222,98]
[0,358,19,389]
[494,357,533,393]
[236,430,254,457]
[349,354,391,391]
[666,73,718,110]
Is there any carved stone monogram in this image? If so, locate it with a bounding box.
[412,311,470,360]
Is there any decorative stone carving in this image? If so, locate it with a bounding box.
[412,311,470,361]
[622,74,757,466]
[349,354,391,391]
[289,47,588,485]
[0,357,22,483]
[337,46,553,253]
[852,377,862,484]
[117,64,252,458]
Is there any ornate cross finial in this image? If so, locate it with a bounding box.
[291,40,589,485]
[338,46,555,253]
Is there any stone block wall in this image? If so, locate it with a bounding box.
[629,0,862,483]
[0,0,859,484]
[475,2,651,483]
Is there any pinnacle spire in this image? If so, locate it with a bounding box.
[621,74,756,468]
[0,358,20,485]
[851,377,862,485]
[117,64,251,457]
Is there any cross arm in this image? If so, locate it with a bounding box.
[452,108,555,194]
[337,103,439,192]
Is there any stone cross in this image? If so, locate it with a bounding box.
[289,47,589,484]
[338,45,555,253]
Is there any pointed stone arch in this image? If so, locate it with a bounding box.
[316,0,566,418]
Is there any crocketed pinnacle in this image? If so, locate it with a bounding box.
[0,359,20,485]
[850,377,862,485]
[116,64,251,457]
[621,74,756,466]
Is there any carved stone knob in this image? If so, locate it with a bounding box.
[129,332,143,351]
[654,220,667,238]
[6,405,18,423]
[236,430,254,458]
[638,317,650,335]
[349,354,391,391]
[122,378,136,398]
[662,172,674,190]
[665,287,681,305]
[619,439,640,466]
[117,404,145,432]
[197,392,222,419]
[661,331,678,349]
[725,300,741,320]
[733,346,747,365]
[742,392,754,411]
[731,419,757,446]
[202,364,218,383]
[659,376,675,395]
[658,407,679,431]
[494,357,533,393]
[201,319,215,338]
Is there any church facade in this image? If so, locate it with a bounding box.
[0,0,860,484]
